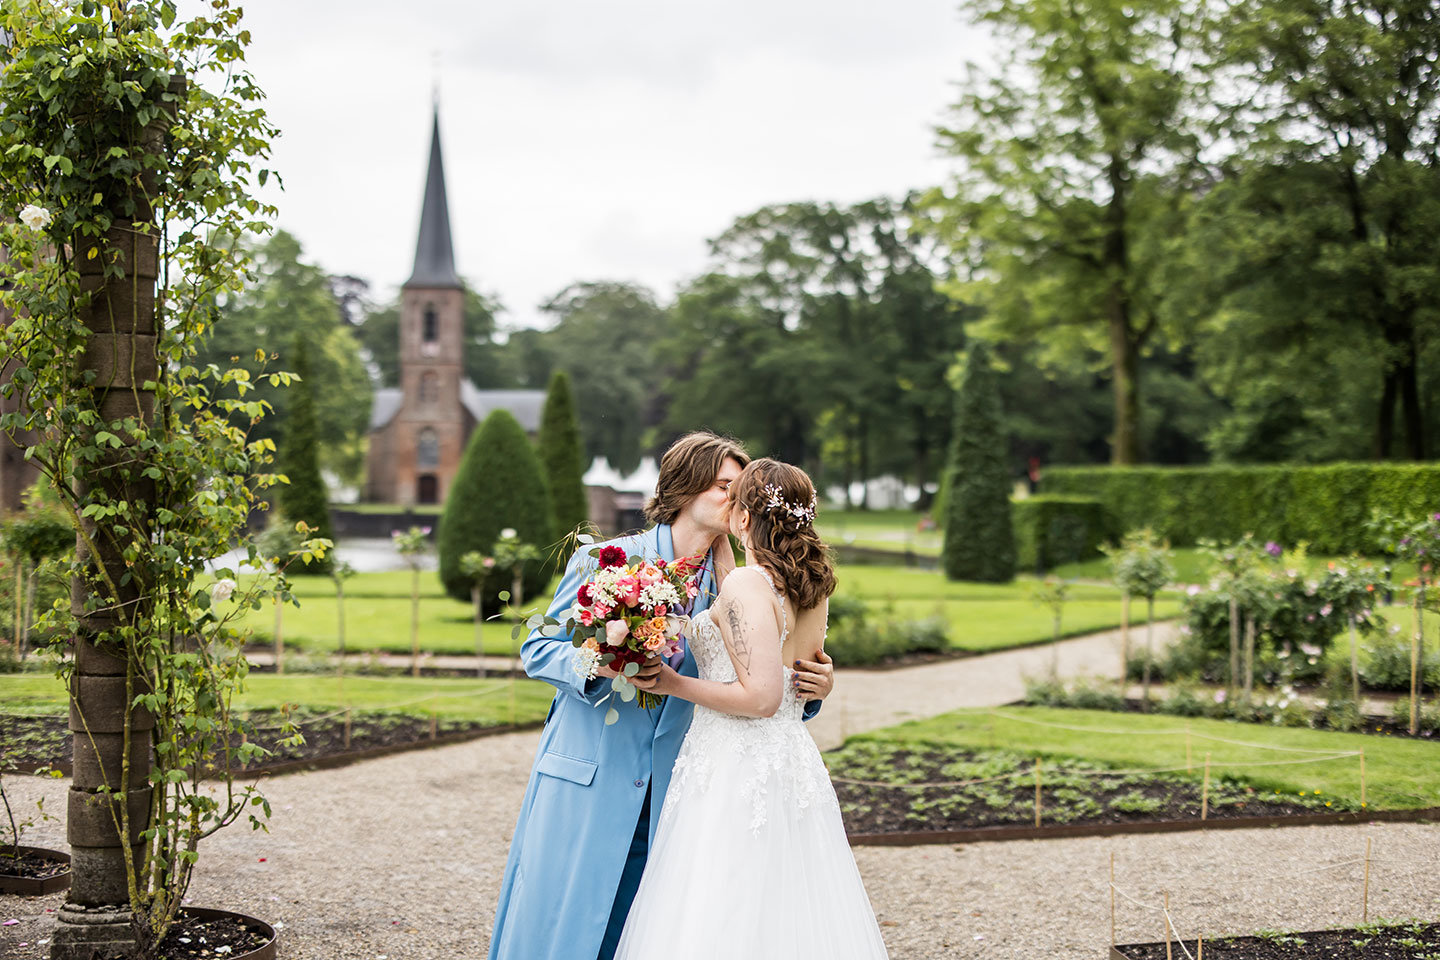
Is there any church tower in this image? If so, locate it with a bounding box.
[366,108,466,506]
[363,105,546,506]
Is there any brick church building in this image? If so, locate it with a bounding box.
[364,110,544,505]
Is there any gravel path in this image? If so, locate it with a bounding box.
[6,622,1439,960]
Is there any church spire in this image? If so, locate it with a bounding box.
[405,107,462,289]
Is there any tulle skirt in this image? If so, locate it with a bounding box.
[613,715,890,960]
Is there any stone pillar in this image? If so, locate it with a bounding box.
[51,68,176,955]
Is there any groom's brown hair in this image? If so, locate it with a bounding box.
[644,431,750,525]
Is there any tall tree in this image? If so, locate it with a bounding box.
[195,230,371,484]
[537,370,589,540]
[933,0,1209,464]
[1212,0,1440,459]
[277,338,333,573]
[942,343,1016,582]
[534,281,670,475]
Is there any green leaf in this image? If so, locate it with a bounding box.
[604,707,620,725]
[622,661,640,677]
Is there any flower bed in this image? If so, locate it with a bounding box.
[0,707,537,778]
[828,741,1340,838]
[1112,919,1440,959]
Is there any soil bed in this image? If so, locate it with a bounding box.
[0,708,520,777]
[151,910,271,960]
[0,848,67,881]
[827,744,1336,836]
[1114,920,1440,959]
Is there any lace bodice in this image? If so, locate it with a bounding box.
[662,567,832,834]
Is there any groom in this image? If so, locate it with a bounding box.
[487,431,835,960]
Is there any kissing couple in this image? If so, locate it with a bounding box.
[487,432,890,959]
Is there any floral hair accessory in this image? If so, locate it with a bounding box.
[761,482,817,527]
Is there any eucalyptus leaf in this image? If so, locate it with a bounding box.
[605,708,620,725]
[623,662,640,678]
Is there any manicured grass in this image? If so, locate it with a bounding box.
[819,508,941,556]
[854,706,1438,810]
[0,672,557,725]
[200,565,1178,659]
[1052,548,1421,586]
[336,503,444,516]
[837,566,1183,653]
[218,570,560,657]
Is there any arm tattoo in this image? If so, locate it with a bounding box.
[722,597,752,673]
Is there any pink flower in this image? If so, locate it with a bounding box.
[1186,584,1201,596]
[643,634,666,652]
[1319,604,1333,617]
[605,619,630,646]
[685,582,699,599]
[654,604,666,617]
[579,609,595,626]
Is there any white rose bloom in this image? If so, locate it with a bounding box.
[19,204,51,229]
[209,578,237,604]
[501,527,517,539]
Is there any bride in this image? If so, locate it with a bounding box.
[614,458,890,960]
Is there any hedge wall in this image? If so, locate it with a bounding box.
[1012,495,1116,572]
[1043,463,1440,554]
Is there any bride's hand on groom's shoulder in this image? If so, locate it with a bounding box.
[792,649,834,700]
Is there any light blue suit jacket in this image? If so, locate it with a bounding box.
[487,524,819,960]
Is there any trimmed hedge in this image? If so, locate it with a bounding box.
[437,410,554,606]
[1012,495,1115,572]
[942,342,1015,582]
[1044,462,1440,553]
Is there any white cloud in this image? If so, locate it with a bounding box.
[216,0,988,326]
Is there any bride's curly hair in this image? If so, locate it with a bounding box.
[730,459,836,610]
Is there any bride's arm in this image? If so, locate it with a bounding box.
[643,573,783,719]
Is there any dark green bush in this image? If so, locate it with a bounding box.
[438,410,554,606]
[824,595,950,666]
[1044,462,1440,553]
[942,343,1015,582]
[537,370,588,542]
[1012,495,1114,572]
[1360,628,1440,691]
[276,338,333,574]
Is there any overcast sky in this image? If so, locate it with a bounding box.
[229,0,988,330]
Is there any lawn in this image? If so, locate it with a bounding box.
[819,508,942,556]
[0,672,558,725]
[220,570,560,657]
[202,565,1178,659]
[849,705,1439,811]
[819,508,1423,586]
[836,566,1183,653]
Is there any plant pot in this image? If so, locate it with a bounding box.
[167,907,278,960]
[0,844,72,895]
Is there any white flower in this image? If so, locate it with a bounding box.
[1186,584,1202,596]
[500,527,517,540]
[209,578,237,605]
[572,643,602,681]
[18,204,51,229]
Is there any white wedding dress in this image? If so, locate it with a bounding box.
[613,569,890,960]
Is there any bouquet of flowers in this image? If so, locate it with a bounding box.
[569,544,706,723]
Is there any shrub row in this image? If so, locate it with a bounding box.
[824,594,949,666]
[1012,495,1115,572]
[1044,462,1440,553]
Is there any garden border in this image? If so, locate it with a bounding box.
[1107,921,1440,960]
[7,720,546,780]
[847,805,1440,847]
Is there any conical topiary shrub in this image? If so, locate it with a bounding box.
[438,409,555,606]
[538,370,589,540]
[277,337,333,574]
[942,341,1016,582]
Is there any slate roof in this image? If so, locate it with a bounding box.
[405,109,463,289]
[367,384,545,433]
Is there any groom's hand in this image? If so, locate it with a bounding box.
[792,649,834,700]
[624,658,664,690]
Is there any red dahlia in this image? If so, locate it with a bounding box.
[598,545,627,568]
[577,584,593,605]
